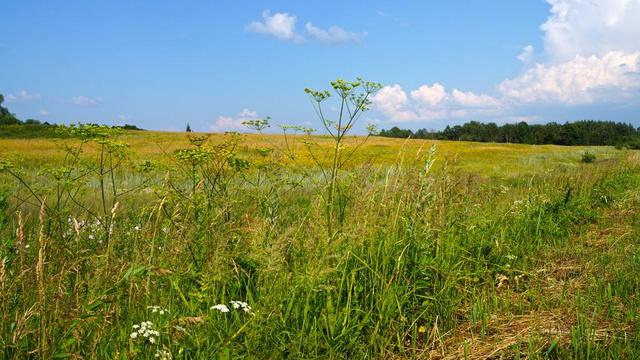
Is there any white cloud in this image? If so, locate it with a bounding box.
[246,10,303,42]
[304,23,365,44]
[375,0,640,123]
[500,51,640,104]
[373,85,417,121]
[410,83,447,106]
[247,10,366,45]
[541,0,640,63]
[72,95,102,106]
[375,83,502,122]
[6,90,40,102]
[451,89,501,108]
[499,0,640,106]
[517,45,534,63]
[38,110,50,116]
[210,108,259,132]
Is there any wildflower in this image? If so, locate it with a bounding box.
[230,300,254,314]
[134,224,141,231]
[88,234,95,240]
[130,321,159,344]
[147,305,169,315]
[230,300,244,309]
[210,304,230,313]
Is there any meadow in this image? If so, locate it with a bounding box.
[1,125,639,359]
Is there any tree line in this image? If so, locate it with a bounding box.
[1,94,143,137]
[378,120,640,147]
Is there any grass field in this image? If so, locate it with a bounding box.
[1,129,639,359]
[0,131,621,175]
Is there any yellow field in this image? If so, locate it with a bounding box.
[0,131,623,178]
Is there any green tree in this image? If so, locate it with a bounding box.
[0,94,21,125]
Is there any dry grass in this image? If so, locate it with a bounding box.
[429,308,631,360]
[423,199,638,359]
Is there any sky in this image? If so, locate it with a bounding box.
[1,0,639,133]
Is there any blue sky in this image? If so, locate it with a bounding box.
[1,0,639,132]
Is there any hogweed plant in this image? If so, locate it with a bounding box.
[304,78,382,238]
[244,78,382,239]
[169,132,250,268]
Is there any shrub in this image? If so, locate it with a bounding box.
[581,151,596,163]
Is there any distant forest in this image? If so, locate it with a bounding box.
[0,94,143,138]
[378,120,640,148]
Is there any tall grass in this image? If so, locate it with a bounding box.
[0,129,639,358]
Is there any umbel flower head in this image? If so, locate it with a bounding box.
[210,300,254,315]
[130,321,160,344]
[210,304,230,313]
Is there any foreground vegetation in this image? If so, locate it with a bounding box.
[1,81,639,358]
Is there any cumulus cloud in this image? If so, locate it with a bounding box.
[38,110,50,116]
[6,90,40,102]
[374,83,502,122]
[542,0,640,63]
[304,23,365,44]
[500,51,640,104]
[210,109,259,132]
[373,85,418,121]
[374,0,640,123]
[451,89,501,108]
[410,83,447,106]
[246,10,303,42]
[72,95,102,106]
[499,0,640,106]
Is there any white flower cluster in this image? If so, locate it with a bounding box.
[210,304,230,313]
[147,305,169,315]
[210,300,254,315]
[130,321,160,344]
[231,300,253,314]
